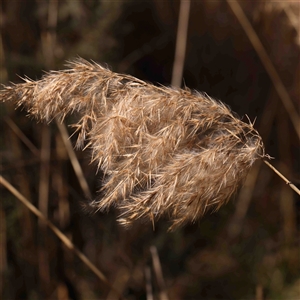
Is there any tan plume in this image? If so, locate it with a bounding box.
[1,59,264,230]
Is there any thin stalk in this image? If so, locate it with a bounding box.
[0,175,123,299]
[226,0,300,139]
[263,160,300,196]
[171,0,191,87]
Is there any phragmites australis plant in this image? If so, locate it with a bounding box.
[1,59,265,230]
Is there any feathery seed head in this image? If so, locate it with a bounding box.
[0,59,264,230]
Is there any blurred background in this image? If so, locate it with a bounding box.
[0,0,299,299]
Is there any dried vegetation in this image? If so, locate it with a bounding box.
[1,59,264,229]
[1,0,299,299]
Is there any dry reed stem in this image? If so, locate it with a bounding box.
[150,246,169,300]
[38,125,51,290]
[37,1,57,291]
[0,175,122,297]
[145,266,154,300]
[279,3,300,45]
[226,0,300,140]
[4,117,40,156]
[0,59,264,229]
[263,160,300,196]
[256,284,264,300]
[172,0,190,87]
[55,119,92,199]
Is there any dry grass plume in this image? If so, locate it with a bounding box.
[0,59,264,229]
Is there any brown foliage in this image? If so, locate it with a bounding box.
[0,59,264,229]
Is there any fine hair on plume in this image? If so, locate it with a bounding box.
[1,59,265,230]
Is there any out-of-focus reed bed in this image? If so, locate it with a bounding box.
[1,1,299,299]
[0,59,265,229]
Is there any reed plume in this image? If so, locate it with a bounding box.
[1,59,264,229]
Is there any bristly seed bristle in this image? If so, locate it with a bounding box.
[0,58,265,230]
